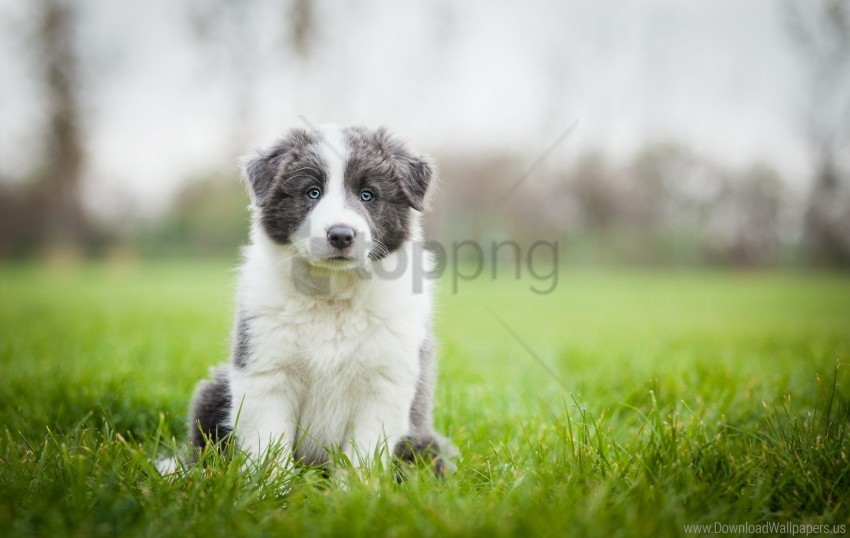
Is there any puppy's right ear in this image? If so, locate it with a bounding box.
[241,147,284,206]
[241,129,310,205]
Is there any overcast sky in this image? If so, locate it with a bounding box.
[0,0,819,220]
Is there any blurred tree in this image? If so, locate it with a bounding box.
[288,0,316,59]
[0,0,95,258]
[186,0,317,153]
[629,144,724,264]
[718,165,784,266]
[35,0,91,255]
[0,181,43,258]
[133,173,249,257]
[804,159,850,265]
[784,0,850,265]
[569,153,620,232]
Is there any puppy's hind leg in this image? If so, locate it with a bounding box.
[395,336,457,476]
[155,367,232,475]
[188,367,233,452]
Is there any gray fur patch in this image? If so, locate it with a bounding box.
[188,367,232,450]
[394,327,456,475]
[243,128,328,244]
[342,126,434,255]
[231,313,251,369]
[407,331,437,435]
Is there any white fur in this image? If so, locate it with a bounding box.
[226,131,433,470]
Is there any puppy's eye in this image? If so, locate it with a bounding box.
[306,187,322,200]
[359,189,375,202]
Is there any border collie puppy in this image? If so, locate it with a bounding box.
[177,125,449,475]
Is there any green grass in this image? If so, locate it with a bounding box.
[1,262,849,537]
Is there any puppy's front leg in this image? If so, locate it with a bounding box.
[345,383,415,472]
[230,371,299,472]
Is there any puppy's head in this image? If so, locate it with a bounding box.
[243,125,434,269]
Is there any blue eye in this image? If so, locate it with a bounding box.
[360,189,374,202]
[306,187,322,200]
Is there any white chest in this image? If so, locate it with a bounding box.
[247,296,425,380]
[229,240,433,461]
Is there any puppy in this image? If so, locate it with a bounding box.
[176,125,449,476]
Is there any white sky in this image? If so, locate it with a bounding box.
[0,0,816,221]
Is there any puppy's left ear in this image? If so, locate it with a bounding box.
[381,128,436,212]
[397,153,436,212]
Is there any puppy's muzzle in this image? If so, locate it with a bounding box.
[327,225,356,251]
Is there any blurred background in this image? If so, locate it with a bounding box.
[0,0,848,267]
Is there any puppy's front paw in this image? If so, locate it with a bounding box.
[395,434,458,476]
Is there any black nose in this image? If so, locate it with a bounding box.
[327,226,355,250]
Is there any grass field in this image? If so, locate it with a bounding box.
[1,261,849,537]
